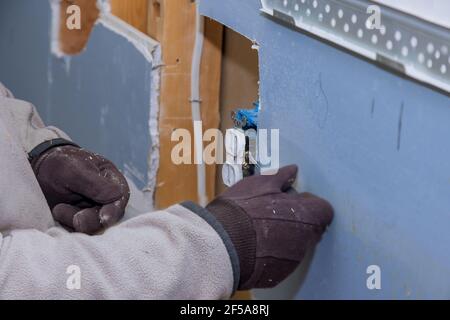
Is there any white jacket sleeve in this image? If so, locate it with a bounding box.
[0,82,71,154]
[0,203,238,300]
[0,83,239,300]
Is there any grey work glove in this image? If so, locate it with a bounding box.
[205,165,333,290]
[30,142,130,235]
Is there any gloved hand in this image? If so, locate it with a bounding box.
[30,144,130,235]
[206,165,333,290]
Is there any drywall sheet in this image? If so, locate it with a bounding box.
[0,0,158,193]
[0,1,50,113]
[200,0,450,299]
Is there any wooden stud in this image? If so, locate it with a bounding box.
[154,0,223,208]
[110,0,149,34]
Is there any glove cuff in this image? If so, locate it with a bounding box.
[206,197,256,290]
[28,138,80,163]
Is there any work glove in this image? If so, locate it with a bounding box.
[30,143,130,235]
[205,165,333,290]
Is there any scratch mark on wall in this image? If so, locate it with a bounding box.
[46,55,53,122]
[308,73,330,129]
[397,102,404,151]
[100,105,108,126]
[63,56,72,75]
[318,73,329,129]
[371,99,375,118]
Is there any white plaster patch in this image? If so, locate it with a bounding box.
[49,0,64,58]
[147,45,162,198]
[97,13,158,64]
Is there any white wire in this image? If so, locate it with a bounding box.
[191,2,208,207]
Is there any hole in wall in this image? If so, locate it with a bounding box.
[215,27,260,197]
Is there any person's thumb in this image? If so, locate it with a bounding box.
[268,164,298,192]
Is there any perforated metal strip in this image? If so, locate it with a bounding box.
[261,0,450,93]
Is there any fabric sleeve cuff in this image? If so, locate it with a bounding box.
[180,201,240,294]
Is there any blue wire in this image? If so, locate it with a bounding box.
[233,101,260,130]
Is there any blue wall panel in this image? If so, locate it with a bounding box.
[201,0,450,299]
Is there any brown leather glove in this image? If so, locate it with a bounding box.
[30,141,130,235]
[205,165,333,290]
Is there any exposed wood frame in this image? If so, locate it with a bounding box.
[149,0,223,209]
[57,0,224,208]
